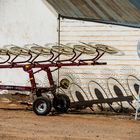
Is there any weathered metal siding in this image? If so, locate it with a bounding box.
[59,19,140,103]
[46,0,140,28]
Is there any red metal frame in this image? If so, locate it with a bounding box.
[0,47,107,98]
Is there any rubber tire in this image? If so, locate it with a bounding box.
[53,94,70,113]
[33,96,51,115]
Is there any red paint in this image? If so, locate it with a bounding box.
[0,50,106,97]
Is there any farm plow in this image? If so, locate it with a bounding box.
[0,42,133,115]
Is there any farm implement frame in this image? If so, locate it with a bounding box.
[0,42,133,115]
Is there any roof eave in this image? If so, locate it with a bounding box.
[60,15,140,29]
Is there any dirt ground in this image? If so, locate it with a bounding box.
[0,102,140,140]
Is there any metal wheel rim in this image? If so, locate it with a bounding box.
[36,100,47,113]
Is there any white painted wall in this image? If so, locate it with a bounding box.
[0,0,58,86]
[0,0,57,45]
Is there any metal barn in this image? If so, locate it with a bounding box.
[45,0,140,111]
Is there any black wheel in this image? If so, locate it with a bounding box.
[53,94,70,113]
[33,96,51,115]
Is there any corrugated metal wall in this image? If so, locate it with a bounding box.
[59,19,140,108]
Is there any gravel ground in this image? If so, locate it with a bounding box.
[0,103,140,140]
[0,94,140,140]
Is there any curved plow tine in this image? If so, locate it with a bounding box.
[28,44,52,63]
[79,42,105,62]
[73,44,98,63]
[2,44,32,64]
[0,42,112,64]
[0,48,10,64]
[11,47,32,64]
[107,77,135,111]
[88,80,118,112]
[80,41,124,61]
[54,43,77,62]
